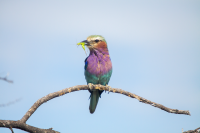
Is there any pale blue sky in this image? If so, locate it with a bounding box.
[0,0,200,133]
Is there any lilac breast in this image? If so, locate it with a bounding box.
[86,49,112,76]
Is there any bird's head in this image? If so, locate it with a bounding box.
[81,35,107,51]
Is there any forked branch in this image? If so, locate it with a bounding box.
[0,120,59,133]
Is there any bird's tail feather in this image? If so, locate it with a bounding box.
[89,90,100,114]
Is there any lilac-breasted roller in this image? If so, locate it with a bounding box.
[80,35,112,114]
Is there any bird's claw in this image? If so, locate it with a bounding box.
[88,83,94,90]
[106,85,111,94]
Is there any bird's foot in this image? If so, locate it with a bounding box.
[95,84,101,90]
[88,83,94,91]
[106,85,112,94]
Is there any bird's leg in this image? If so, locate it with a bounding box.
[88,83,94,100]
[106,84,111,94]
[96,84,103,98]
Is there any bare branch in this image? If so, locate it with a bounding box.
[0,120,59,133]
[0,77,13,83]
[183,127,200,133]
[20,84,190,123]
[1,84,191,132]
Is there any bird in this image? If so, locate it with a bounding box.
[80,35,112,114]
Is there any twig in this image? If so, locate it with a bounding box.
[9,126,14,133]
[0,77,13,83]
[183,127,200,133]
[0,98,22,107]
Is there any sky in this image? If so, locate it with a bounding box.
[0,0,200,133]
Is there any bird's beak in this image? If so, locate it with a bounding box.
[81,40,90,46]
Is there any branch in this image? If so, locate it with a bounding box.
[0,77,13,83]
[183,127,200,133]
[1,84,191,132]
[0,120,59,133]
[20,84,190,123]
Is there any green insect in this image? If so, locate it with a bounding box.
[77,42,86,50]
[77,42,87,55]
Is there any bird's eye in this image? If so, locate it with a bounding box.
[95,39,99,43]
